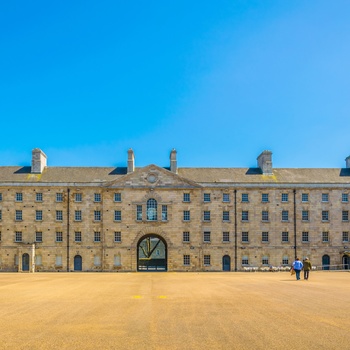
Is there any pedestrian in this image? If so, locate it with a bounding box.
[303,257,312,280]
[292,258,303,280]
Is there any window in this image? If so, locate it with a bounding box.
[114,255,121,266]
[262,256,269,265]
[56,232,63,242]
[282,256,289,265]
[75,193,82,202]
[162,205,168,221]
[183,255,190,266]
[342,232,349,242]
[183,193,190,202]
[322,231,329,243]
[302,193,309,202]
[183,231,190,242]
[223,211,230,222]
[56,210,63,221]
[203,211,211,221]
[242,232,249,243]
[114,210,121,221]
[35,255,42,266]
[262,232,269,243]
[94,210,101,221]
[342,210,349,222]
[281,193,288,202]
[16,193,23,202]
[136,205,142,221]
[262,211,269,222]
[262,193,269,202]
[223,193,230,202]
[322,210,329,221]
[0,193,2,201]
[203,193,211,202]
[94,256,101,266]
[35,210,43,221]
[242,256,249,265]
[203,255,211,266]
[75,210,82,221]
[0,232,1,241]
[242,193,249,202]
[114,231,121,242]
[242,211,249,221]
[114,193,121,202]
[342,193,349,203]
[55,256,62,266]
[94,193,101,202]
[302,210,309,221]
[35,231,42,242]
[147,198,157,221]
[302,231,309,243]
[36,193,43,202]
[183,210,190,221]
[282,232,289,243]
[223,232,230,242]
[15,231,22,242]
[0,210,2,220]
[203,231,211,243]
[56,193,63,202]
[281,210,289,221]
[94,232,101,242]
[322,193,329,202]
[15,210,22,221]
[75,232,82,242]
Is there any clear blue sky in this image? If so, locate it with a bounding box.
[1,0,350,169]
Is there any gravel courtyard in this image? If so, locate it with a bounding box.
[0,271,349,350]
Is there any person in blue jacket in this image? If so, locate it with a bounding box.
[292,258,303,280]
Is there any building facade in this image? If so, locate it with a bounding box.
[0,148,349,272]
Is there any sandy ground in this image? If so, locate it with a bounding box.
[0,271,349,350]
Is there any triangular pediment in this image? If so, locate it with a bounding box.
[104,164,201,188]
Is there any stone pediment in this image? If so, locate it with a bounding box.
[104,164,201,189]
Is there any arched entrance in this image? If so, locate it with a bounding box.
[322,255,330,270]
[137,234,167,271]
[342,254,350,269]
[222,255,231,271]
[74,255,82,271]
[22,253,30,271]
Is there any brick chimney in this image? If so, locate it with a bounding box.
[31,148,47,174]
[127,149,135,173]
[257,150,273,175]
[170,149,177,174]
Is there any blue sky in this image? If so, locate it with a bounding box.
[1,0,350,169]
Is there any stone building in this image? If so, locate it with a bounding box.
[0,148,349,272]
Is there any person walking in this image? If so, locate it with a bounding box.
[303,257,312,280]
[292,258,303,280]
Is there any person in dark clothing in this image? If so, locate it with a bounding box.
[303,257,312,280]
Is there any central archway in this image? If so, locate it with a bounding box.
[137,234,167,271]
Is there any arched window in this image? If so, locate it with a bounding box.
[147,198,157,221]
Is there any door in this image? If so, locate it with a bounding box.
[22,253,30,271]
[74,255,82,271]
[222,255,231,271]
[343,255,349,269]
[322,255,330,270]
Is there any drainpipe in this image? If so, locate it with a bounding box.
[234,189,237,271]
[67,188,70,272]
[293,189,297,259]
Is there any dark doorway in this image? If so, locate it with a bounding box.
[137,235,167,271]
[22,253,30,271]
[222,255,231,271]
[342,255,350,269]
[74,255,82,271]
[322,255,330,270]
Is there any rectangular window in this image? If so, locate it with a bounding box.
[75,193,82,202]
[281,193,288,202]
[302,210,309,221]
[342,210,349,221]
[0,210,2,220]
[15,210,22,221]
[242,211,249,221]
[203,193,211,202]
[242,232,249,243]
[342,231,349,242]
[281,210,289,221]
[35,210,43,221]
[162,205,168,221]
[0,232,1,241]
[203,211,211,221]
[35,255,42,266]
[56,210,63,221]
[0,193,2,201]
[94,210,101,221]
[223,193,230,202]
[282,257,289,265]
[75,210,82,221]
[75,232,82,242]
[262,231,269,243]
[114,193,121,202]
[223,211,230,222]
[342,193,349,203]
[36,193,43,202]
[35,231,42,242]
[136,205,142,221]
[282,231,289,243]
[322,231,329,242]
[322,210,329,221]
[56,232,63,242]
[302,193,309,202]
[262,257,269,265]
[183,255,190,266]
[223,232,230,242]
[322,193,329,202]
[94,193,101,202]
[114,231,121,242]
[94,232,101,242]
[94,256,101,266]
[15,231,22,242]
[262,210,269,221]
[183,231,190,242]
[262,193,269,202]
[242,257,249,265]
[56,193,63,202]
[242,193,249,202]
[302,231,309,243]
[183,193,190,202]
[114,210,121,221]
[203,231,211,243]
[203,255,211,266]
[183,210,190,221]
[16,193,23,202]
[55,256,62,266]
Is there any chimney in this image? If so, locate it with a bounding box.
[170,149,177,174]
[346,156,350,168]
[31,148,47,174]
[127,149,135,173]
[257,150,273,175]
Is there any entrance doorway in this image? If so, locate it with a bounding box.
[322,255,330,270]
[22,253,30,271]
[222,255,231,271]
[137,235,167,271]
[342,254,350,269]
[74,255,82,271]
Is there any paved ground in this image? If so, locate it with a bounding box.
[0,271,349,350]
